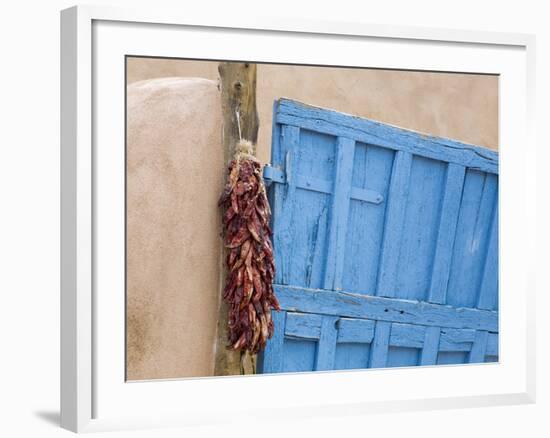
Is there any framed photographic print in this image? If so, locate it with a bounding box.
[61,4,536,433]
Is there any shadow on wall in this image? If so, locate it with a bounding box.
[34,411,60,427]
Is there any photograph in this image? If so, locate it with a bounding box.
[2,0,545,435]
[125,57,499,381]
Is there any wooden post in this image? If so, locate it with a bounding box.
[214,62,259,376]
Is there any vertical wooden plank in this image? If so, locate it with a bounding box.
[447,172,498,308]
[469,330,489,363]
[477,205,498,310]
[376,151,412,297]
[218,62,259,157]
[215,62,259,376]
[342,144,394,294]
[267,102,282,271]
[261,311,287,373]
[420,326,441,365]
[471,175,498,254]
[324,137,356,291]
[468,173,498,305]
[270,100,283,165]
[273,125,300,285]
[315,316,339,371]
[429,164,466,303]
[369,321,392,368]
[394,156,446,301]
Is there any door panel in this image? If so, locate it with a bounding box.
[260,99,499,374]
[343,143,394,294]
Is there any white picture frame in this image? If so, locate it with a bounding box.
[60,4,536,433]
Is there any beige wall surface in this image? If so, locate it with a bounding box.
[126,77,224,380]
[126,57,498,380]
[127,57,499,163]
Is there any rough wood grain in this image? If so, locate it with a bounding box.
[324,137,355,291]
[420,326,441,365]
[276,98,498,173]
[214,62,259,376]
[258,98,499,373]
[315,316,339,370]
[274,284,498,332]
[428,163,467,304]
[219,62,259,159]
[260,311,286,373]
[370,321,392,368]
[376,151,412,297]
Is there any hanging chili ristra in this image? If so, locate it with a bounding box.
[218,139,280,353]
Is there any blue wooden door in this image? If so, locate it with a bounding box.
[259,99,498,373]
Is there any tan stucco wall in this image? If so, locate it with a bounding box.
[127,58,499,161]
[126,58,498,380]
[126,77,224,380]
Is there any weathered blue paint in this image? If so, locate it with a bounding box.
[324,137,355,291]
[260,99,499,373]
[260,310,286,373]
[343,143,394,294]
[376,151,412,298]
[369,321,392,368]
[274,285,498,332]
[477,206,499,310]
[265,167,384,204]
[420,326,441,366]
[469,330,489,363]
[275,99,498,173]
[428,163,467,304]
[446,171,498,309]
[315,316,339,370]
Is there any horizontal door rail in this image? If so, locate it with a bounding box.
[282,311,498,356]
[274,284,498,332]
[263,167,384,204]
[275,98,498,174]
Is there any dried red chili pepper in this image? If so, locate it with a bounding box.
[219,140,280,353]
